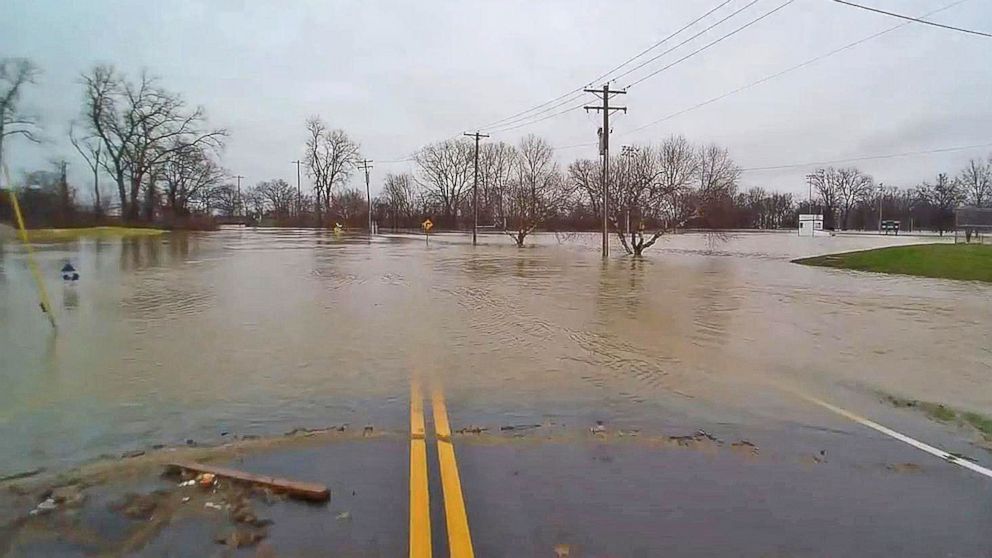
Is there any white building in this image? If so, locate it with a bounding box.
[798,214,824,237]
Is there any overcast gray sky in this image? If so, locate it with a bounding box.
[2,0,990,200]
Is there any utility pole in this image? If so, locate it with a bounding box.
[878,182,884,233]
[58,160,69,221]
[464,131,489,246]
[234,175,244,217]
[357,159,374,234]
[291,161,302,218]
[805,173,815,212]
[584,84,626,258]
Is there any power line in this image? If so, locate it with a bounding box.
[489,99,591,134]
[491,0,784,135]
[610,0,763,86]
[621,0,969,136]
[831,0,991,38]
[392,1,783,154]
[471,0,737,131]
[740,142,992,172]
[625,0,797,89]
[486,91,587,132]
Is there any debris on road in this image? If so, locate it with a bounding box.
[803,450,827,465]
[668,430,723,448]
[886,462,922,474]
[0,467,45,483]
[335,511,351,521]
[215,526,268,548]
[197,473,216,488]
[363,424,374,437]
[205,501,224,511]
[283,424,347,437]
[110,491,167,520]
[946,451,976,463]
[456,425,488,434]
[555,543,571,557]
[166,461,330,502]
[50,484,86,508]
[731,440,759,455]
[591,421,607,435]
[121,449,146,459]
[29,498,58,516]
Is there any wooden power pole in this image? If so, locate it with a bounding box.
[464,131,489,246]
[234,175,244,217]
[292,160,302,217]
[357,159,374,234]
[584,84,626,258]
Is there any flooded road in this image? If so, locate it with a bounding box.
[1,229,989,476]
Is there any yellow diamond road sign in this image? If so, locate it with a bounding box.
[422,219,433,231]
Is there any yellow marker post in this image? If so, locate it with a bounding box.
[409,380,432,558]
[8,190,56,328]
[431,389,475,558]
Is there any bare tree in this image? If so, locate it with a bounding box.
[210,182,239,217]
[567,158,601,215]
[696,143,740,227]
[160,141,225,216]
[380,172,418,230]
[917,173,963,235]
[478,141,517,226]
[0,58,42,174]
[69,120,104,215]
[502,135,568,246]
[80,65,226,220]
[303,116,359,226]
[657,134,699,232]
[768,192,795,228]
[255,179,295,218]
[331,188,366,226]
[571,138,698,255]
[956,157,991,208]
[811,167,840,228]
[834,167,874,229]
[612,145,661,254]
[610,136,701,255]
[414,138,474,227]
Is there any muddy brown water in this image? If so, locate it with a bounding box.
[1,229,988,475]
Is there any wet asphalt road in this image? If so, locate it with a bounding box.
[7,392,990,557]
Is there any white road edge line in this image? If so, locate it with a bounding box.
[800,394,992,480]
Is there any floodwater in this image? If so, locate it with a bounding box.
[1,229,989,475]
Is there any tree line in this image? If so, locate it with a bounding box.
[3,57,990,250]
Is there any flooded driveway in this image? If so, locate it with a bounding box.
[1,229,989,475]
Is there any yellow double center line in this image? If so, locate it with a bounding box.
[409,380,475,558]
[409,381,432,558]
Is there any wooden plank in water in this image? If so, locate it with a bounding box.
[168,461,330,502]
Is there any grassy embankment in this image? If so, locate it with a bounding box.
[794,243,992,282]
[883,395,992,442]
[3,225,167,242]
